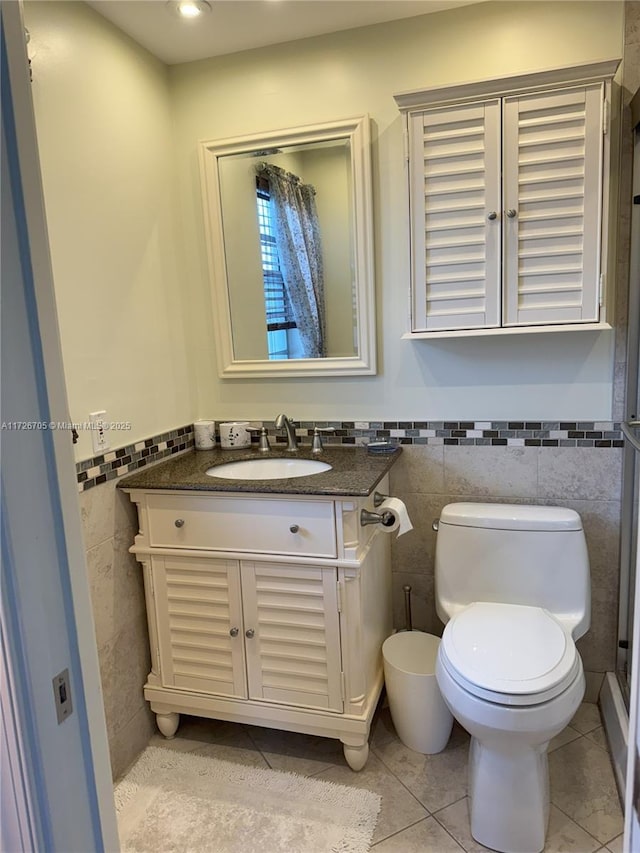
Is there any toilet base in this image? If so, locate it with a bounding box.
[468,736,549,853]
[435,652,585,853]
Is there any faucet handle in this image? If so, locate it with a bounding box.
[246,426,271,452]
[312,426,335,454]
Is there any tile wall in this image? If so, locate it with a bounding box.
[388,443,623,702]
[79,476,156,778]
[77,420,623,778]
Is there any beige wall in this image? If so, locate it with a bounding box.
[171,0,624,422]
[25,0,626,429]
[25,1,194,461]
[300,144,355,357]
[24,0,189,778]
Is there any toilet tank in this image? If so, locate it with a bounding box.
[435,502,590,640]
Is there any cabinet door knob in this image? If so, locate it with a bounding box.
[289,524,300,533]
[506,208,517,218]
[229,627,239,637]
[245,628,255,639]
[174,518,185,528]
[487,211,498,221]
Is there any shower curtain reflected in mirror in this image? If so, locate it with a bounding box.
[256,163,326,359]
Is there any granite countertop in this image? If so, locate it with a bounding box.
[117,444,401,497]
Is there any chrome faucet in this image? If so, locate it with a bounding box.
[274,414,298,451]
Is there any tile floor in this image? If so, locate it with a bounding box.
[139,700,624,852]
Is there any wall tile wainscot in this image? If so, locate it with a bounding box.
[77,420,622,776]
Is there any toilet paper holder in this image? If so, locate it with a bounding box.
[361,508,395,527]
[361,492,395,527]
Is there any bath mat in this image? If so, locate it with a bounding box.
[114,744,381,853]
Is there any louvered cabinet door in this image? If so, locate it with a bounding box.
[502,84,604,326]
[410,100,501,331]
[241,561,343,712]
[152,556,247,698]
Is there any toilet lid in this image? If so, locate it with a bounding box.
[441,602,578,702]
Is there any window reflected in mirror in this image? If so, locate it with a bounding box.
[255,183,300,360]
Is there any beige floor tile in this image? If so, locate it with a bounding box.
[174,714,248,744]
[372,816,464,851]
[549,737,624,844]
[314,750,428,844]
[434,799,601,853]
[543,805,603,852]
[187,735,269,769]
[155,728,269,768]
[585,726,609,750]
[549,725,582,753]
[132,704,623,852]
[432,797,487,852]
[370,706,398,749]
[148,733,210,754]
[571,702,603,734]
[604,833,624,853]
[245,725,346,776]
[373,736,468,813]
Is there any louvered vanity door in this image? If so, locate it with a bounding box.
[240,561,343,712]
[410,100,502,331]
[152,556,247,698]
[502,83,604,326]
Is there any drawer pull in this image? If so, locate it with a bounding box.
[229,627,239,638]
[289,524,300,533]
[245,628,255,639]
[174,518,185,528]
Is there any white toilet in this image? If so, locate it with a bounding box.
[434,502,590,853]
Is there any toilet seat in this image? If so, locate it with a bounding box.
[440,601,580,707]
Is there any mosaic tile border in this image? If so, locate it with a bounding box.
[290,420,624,449]
[76,420,624,492]
[76,426,193,492]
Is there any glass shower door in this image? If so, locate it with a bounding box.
[618,119,640,705]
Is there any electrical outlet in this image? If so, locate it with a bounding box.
[89,410,109,453]
[52,668,73,724]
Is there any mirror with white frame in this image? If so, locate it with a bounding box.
[199,116,376,377]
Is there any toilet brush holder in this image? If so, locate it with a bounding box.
[402,583,413,631]
[399,584,413,632]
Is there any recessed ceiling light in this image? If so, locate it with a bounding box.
[167,1,212,19]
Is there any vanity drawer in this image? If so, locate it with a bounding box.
[145,494,337,558]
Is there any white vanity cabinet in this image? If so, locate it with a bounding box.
[125,481,393,771]
[394,60,620,337]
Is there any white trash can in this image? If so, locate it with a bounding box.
[382,631,453,754]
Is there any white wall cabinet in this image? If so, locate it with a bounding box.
[125,482,393,771]
[395,60,620,337]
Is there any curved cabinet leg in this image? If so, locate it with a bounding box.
[342,741,369,772]
[156,711,180,739]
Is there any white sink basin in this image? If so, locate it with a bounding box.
[206,457,332,480]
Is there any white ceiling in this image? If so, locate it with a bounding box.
[85,0,481,65]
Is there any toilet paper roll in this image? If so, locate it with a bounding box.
[194,420,216,450]
[378,497,414,537]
